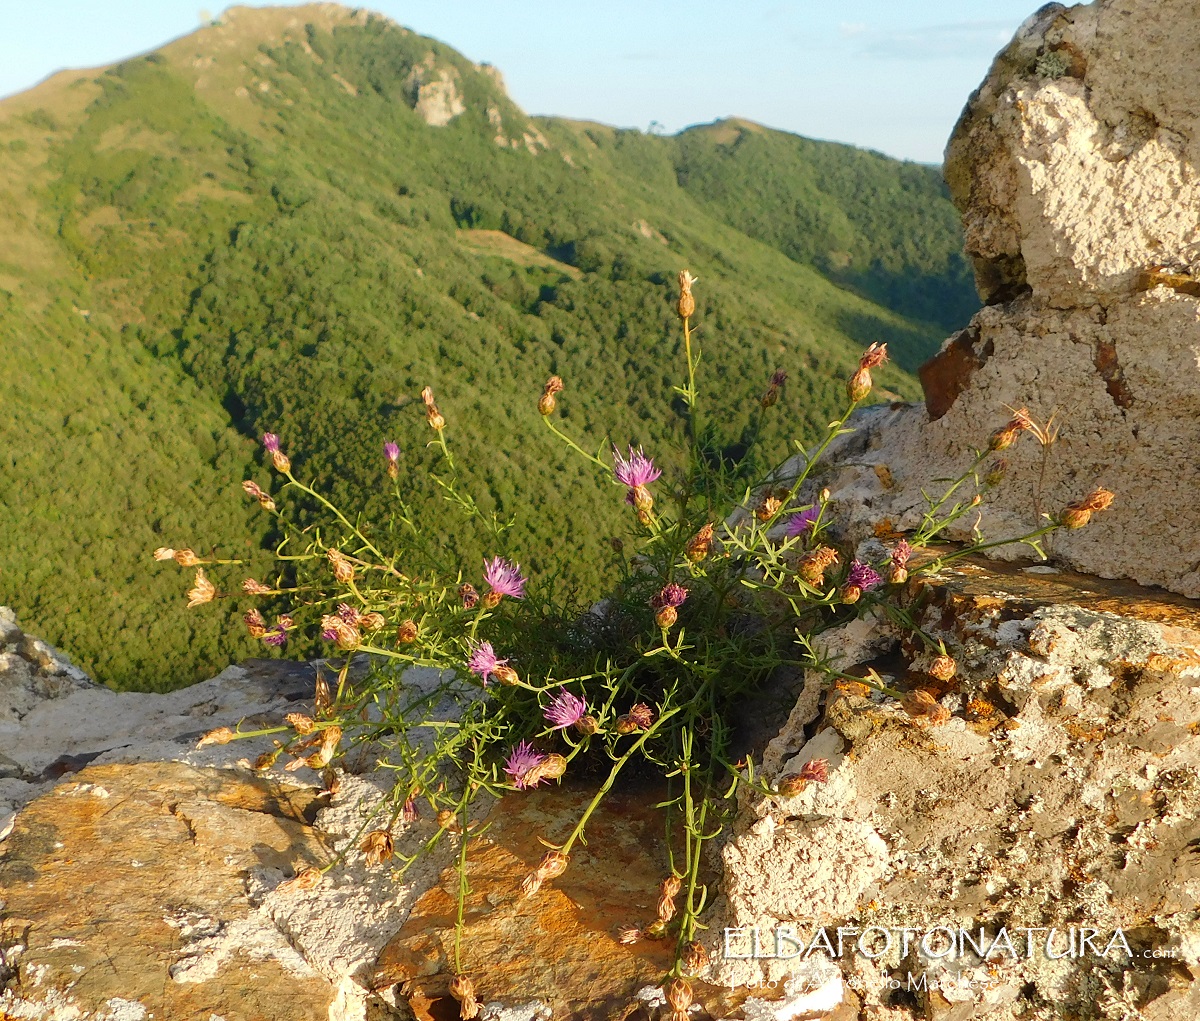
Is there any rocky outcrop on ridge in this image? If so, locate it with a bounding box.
[790,0,1200,598]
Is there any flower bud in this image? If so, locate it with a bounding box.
[493,664,521,686]
[847,366,872,403]
[643,918,667,938]
[901,688,951,724]
[534,753,567,781]
[326,548,355,583]
[631,484,654,514]
[574,714,599,735]
[271,449,291,473]
[985,459,1008,486]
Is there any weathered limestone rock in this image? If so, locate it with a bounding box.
[795,0,1200,597]
[705,558,1200,1020]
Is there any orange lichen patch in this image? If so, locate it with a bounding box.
[873,464,895,489]
[873,518,901,539]
[1064,721,1106,743]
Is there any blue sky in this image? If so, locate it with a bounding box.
[0,1,1039,162]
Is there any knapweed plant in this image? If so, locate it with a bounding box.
[158,271,1112,1016]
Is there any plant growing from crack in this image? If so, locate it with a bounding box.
[166,270,1114,1013]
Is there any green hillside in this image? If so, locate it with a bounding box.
[0,4,975,690]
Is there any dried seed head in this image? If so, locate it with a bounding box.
[449,974,479,1020]
[664,977,693,1013]
[253,747,281,771]
[360,829,394,867]
[539,375,564,415]
[617,926,642,945]
[1061,487,1114,527]
[656,891,677,923]
[285,712,317,735]
[929,654,958,682]
[359,611,386,632]
[397,619,419,642]
[173,548,201,567]
[1060,507,1092,529]
[661,874,683,899]
[682,940,711,974]
[677,270,697,319]
[242,578,272,595]
[800,757,830,783]
[458,583,479,609]
[539,850,570,879]
[153,546,176,561]
[685,522,714,562]
[627,703,654,729]
[186,568,217,608]
[1076,487,1114,512]
[859,342,888,371]
[902,688,951,725]
[197,726,236,748]
[421,386,446,431]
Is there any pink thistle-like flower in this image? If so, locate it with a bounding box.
[544,688,587,730]
[785,507,820,538]
[612,446,661,491]
[504,740,548,790]
[337,603,361,625]
[262,625,288,647]
[846,561,883,593]
[467,640,507,685]
[262,433,280,453]
[891,540,913,569]
[650,583,688,610]
[799,758,829,783]
[384,442,400,463]
[483,556,526,600]
[401,797,419,823]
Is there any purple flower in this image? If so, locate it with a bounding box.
[484,556,526,599]
[650,583,688,609]
[544,688,587,730]
[467,640,507,685]
[785,507,820,538]
[891,540,913,568]
[262,625,288,647]
[612,446,662,490]
[384,441,400,463]
[321,627,338,642]
[337,603,360,624]
[846,560,883,593]
[262,433,280,453]
[504,740,548,790]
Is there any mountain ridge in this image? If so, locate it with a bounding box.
[0,3,975,689]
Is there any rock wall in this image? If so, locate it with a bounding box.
[796,0,1200,598]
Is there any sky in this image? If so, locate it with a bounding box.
[0,1,1041,163]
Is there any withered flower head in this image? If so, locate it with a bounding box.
[360,611,386,632]
[677,269,697,319]
[242,578,272,595]
[521,849,570,898]
[153,547,176,561]
[628,703,654,729]
[760,369,787,409]
[285,712,317,735]
[276,867,323,895]
[244,608,267,638]
[539,375,565,416]
[314,670,332,717]
[682,940,711,974]
[617,925,642,945]
[174,548,201,567]
[326,548,355,584]
[928,654,958,682]
[797,545,840,586]
[449,974,479,1021]
[685,522,714,562]
[458,582,479,609]
[436,809,461,833]
[901,688,951,725]
[420,385,446,431]
[754,492,783,521]
[989,407,1032,451]
[847,344,887,403]
[186,568,217,608]
[197,726,236,748]
[360,829,394,867]
[1062,487,1115,527]
[664,977,693,1013]
[397,618,419,642]
[799,757,830,783]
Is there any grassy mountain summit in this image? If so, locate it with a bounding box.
[0,4,976,690]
